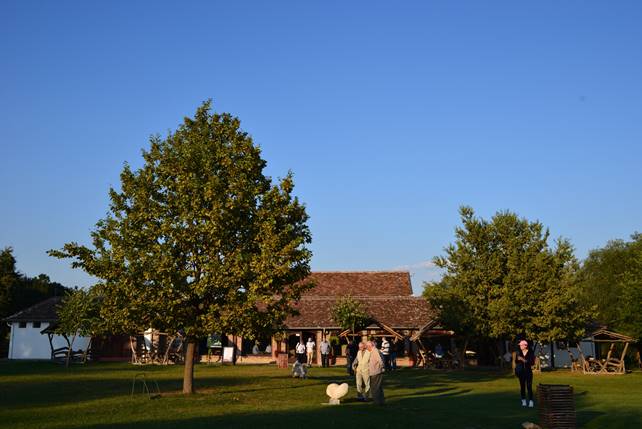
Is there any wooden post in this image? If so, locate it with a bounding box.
[619,342,630,373]
[271,336,278,360]
[316,330,323,366]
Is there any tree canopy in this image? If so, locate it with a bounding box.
[49,101,312,393]
[424,206,590,347]
[1,247,69,348]
[579,233,642,340]
[331,295,370,335]
[54,287,102,366]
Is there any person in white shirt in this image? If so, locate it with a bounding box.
[296,340,306,364]
[306,337,316,366]
[320,338,332,367]
[381,337,391,371]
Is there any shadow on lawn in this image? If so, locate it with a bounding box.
[66,390,539,429]
[72,389,639,429]
[0,372,258,409]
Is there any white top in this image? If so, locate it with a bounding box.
[296,343,306,354]
[306,340,316,352]
[320,341,331,354]
[381,339,390,355]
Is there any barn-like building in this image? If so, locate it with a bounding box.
[230,271,439,365]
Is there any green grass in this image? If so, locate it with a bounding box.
[1,361,640,429]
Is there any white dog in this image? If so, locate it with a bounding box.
[292,360,308,379]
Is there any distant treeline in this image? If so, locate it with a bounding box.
[1,247,70,342]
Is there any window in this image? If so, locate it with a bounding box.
[18,322,27,328]
[32,322,41,328]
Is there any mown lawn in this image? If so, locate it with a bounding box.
[1,361,640,429]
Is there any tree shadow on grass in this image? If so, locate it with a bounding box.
[56,390,540,429]
[0,374,257,409]
[63,378,641,429]
[71,389,640,429]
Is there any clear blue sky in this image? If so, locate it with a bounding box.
[1,1,641,294]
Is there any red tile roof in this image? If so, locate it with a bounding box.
[285,272,434,329]
[286,296,434,329]
[303,271,412,297]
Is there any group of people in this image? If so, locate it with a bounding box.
[351,340,386,405]
[292,334,534,409]
[295,337,333,367]
[346,337,398,374]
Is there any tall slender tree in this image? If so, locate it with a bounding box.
[50,101,312,393]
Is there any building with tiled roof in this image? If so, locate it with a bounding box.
[285,272,434,330]
[232,271,440,366]
[4,296,90,360]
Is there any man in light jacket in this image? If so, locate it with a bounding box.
[367,340,385,405]
[352,342,370,401]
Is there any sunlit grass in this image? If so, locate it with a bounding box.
[1,361,640,428]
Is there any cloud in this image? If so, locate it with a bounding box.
[391,260,439,271]
[391,260,444,295]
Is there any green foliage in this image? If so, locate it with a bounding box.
[0,247,18,321]
[425,206,591,343]
[1,247,70,346]
[55,287,103,338]
[579,233,642,340]
[49,100,312,344]
[331,295,370,333]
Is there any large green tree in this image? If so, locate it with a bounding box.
[50,101,312,393]
[579,233,642,341]
[424,207,590,358]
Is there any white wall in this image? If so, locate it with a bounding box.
[537,341,596,368]
[8,322,90,360]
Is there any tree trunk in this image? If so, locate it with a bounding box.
[82,337,92,364]
[460,338,468,369]
[182,341,196,394]
[66,333,76,368]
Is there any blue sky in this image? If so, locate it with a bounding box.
[1,1,641,294]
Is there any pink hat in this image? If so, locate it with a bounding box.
[519,340,528,346]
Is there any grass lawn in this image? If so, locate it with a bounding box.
[1,361,640,429]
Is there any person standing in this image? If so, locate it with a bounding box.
[515,339,536,407]
[320,337,331,368]
[367,340,385,405]
[346,340,357,375]
[295,339,306,364]
[352,342,371,401]
[306,337,316,367]
[381,337,391,371]
[390,338,398,370]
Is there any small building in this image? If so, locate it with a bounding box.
[4,296,90,360]
[231,271,438,365]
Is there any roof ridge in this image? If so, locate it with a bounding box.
[3,296,62,322]
[299,295,423,300]
[311,271,410,274]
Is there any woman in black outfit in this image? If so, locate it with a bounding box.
[515,339,536,407]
